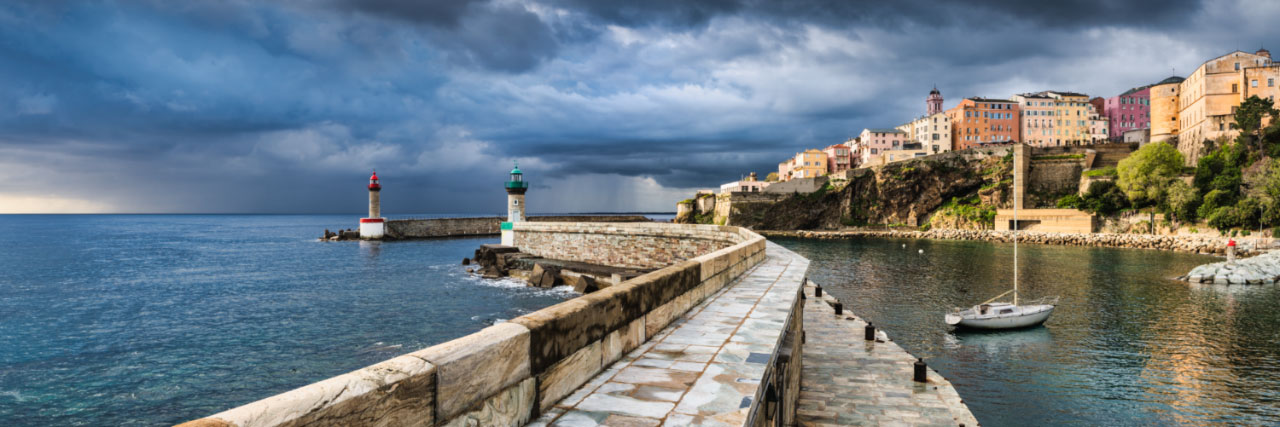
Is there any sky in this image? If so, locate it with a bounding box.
[2,0,1279,214]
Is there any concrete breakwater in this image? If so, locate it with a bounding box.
[1182,251,1280,284]
[181,223,797,427]
[760,228,1256,256]
[323,215,650,241]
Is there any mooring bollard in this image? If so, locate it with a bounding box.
[1227,239,1237,263]
[914,358,928,382]
[864,322,875,340]
[815,285,823,297]
[834,302,843,315]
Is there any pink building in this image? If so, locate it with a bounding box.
[823,143,852,174]
[855,128,910,166]
[1104,85,1151,141]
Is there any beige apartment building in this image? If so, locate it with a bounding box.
[896,112,953,154]
[1012,92,1058,146]
[1150,49,1280,163]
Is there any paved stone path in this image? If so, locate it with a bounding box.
[530,242,807,426]
[797,285,979,427]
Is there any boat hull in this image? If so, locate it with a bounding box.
[947,305,1054,330]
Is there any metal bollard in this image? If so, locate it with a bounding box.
[914,358,928,382]
[834,302,843,315]
[815,286,823,297]
[864,322,875,341]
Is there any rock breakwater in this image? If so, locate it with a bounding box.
[1181,251,1280,284]
[758,228,1256,256]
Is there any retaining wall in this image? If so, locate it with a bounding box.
[383,215,650,239]
[511,222,745,269]
[179,223,769,427]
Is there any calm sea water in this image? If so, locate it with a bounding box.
[0,214,623,426]
[776,237,1280,426]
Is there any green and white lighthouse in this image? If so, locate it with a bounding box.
[501,161,528,245]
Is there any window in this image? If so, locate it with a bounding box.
[1253,80,1259,87]
[1270,78,1275,87]
[1235,62,1241,70]
[1233,83,1239,93]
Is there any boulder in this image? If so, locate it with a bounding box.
[462,258,471,266]
[565,274,600,293]
[527,264,562,288]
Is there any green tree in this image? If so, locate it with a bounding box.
[1166,180,1200,223]
[1080,181,1129,216]
[1194,142,1246,194]
[765,172,779,182]
[1116,141,1184,207]
[1198,189,1237,220]
[1232,95,1280,152]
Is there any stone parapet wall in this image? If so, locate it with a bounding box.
[383,215,650,240]
[511,222,746,269]
[180,223,769,427]
[760,228,1253,256]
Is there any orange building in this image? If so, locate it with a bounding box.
[947,98,1021,150]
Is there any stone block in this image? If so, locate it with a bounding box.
[566,274,601,293]
[528,264,561,288]
[602,317,646,366]
[441,377,535,427]
[646,299,682,340]
[512,262,698,375]
[410,323,530,421]
[206,354,436,427]
[538,340,603,411]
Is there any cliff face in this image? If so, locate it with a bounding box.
[726,154,1011,230]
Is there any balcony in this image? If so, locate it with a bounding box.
[505,181,529,190]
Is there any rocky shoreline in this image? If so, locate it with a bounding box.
[758,228,1259,257]
[1181,251,1280,284]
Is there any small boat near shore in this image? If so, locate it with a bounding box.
[945,297,1057,329]
[946,153,1058,330]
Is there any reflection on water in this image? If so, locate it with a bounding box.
[776,237,1280,426]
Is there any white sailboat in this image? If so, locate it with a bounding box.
[946,159,1058,330]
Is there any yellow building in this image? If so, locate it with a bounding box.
[1151,49,1280,164]
[1044,91,1098,145]
[1149,76,1185,143]
[780,149,828,181]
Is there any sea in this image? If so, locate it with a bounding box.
[0,214,667,426]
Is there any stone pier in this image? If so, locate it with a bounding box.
[530,242,807,425]
[797,284,978,426]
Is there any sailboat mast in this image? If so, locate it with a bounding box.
[1013,145,1019,306]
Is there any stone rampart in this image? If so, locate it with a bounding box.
[383,215,650,240]
[511,222,745,269]
[1029,158,1085,194]
[179,223,773,427]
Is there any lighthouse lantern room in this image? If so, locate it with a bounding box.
[501,161,529,245]
[359,171,385,239]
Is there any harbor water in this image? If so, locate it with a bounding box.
[776,236,1280,426]
[0,214,578,426]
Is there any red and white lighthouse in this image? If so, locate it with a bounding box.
[359,171,385,239]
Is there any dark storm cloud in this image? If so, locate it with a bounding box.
[335,0,487,27]
[552,0,1205,30]
[0,0,1274,213]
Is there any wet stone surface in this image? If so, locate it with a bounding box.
[530,242,807,426]
[796,286,978,427]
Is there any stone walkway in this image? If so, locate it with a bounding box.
[797,285,978,427]
[530,242,807,426]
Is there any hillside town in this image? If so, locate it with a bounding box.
[739,48,1280,188]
